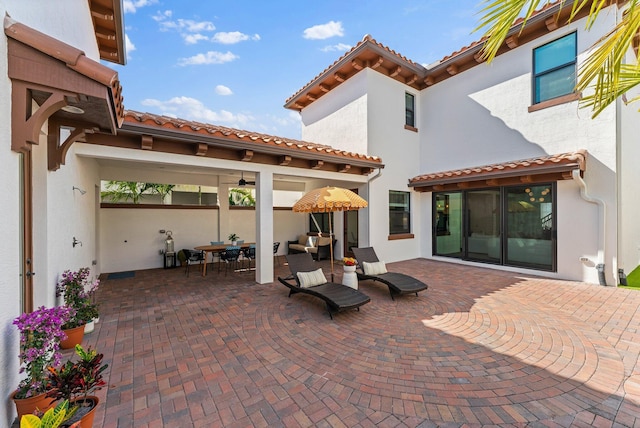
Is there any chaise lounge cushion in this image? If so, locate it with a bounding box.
[362,261,387,276]
[297,268,328,288]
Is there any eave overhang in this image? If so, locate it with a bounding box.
[86,111,383,176]
[89,0,126,65]
[409,150,587,192]
[5,16,124,169]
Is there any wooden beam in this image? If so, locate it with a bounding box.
[473,51,486,63]
[405,74,418,86]
[319,83,330,93]
[306,93,317,101]
[90,4,114,20]
[279,155,291,166]
[446,64,458,76]
[334,72,345,82]
[240,150,253,161]
[486,179,499,186]
[390,66,401,77]
[338,164,351,173]
[351,58,365,70]
[433,185,445,191]
[519,175,533,183]
[370,56,384,69]
[141,134,153,150]
[361,167,374,175]
[94,25,116,40]
[424,75,435,86]
[196,143,207,156]
[506,35,519,49]
[545,16,559,31]
[311,160,324,169]
[456,182,469,188]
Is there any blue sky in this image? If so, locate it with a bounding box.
[115,0,485,140]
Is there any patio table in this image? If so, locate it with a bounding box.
[194,243,254,276]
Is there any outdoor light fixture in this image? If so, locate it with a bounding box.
[72,186,86,195]
[61,105,85,114]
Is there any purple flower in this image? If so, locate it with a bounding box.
[13,305,72,398]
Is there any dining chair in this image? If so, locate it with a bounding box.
[182,249,205,277]
[242,244,256,270]
[210,241,224,267]
[219,246,241,275]
[273,242,281,266]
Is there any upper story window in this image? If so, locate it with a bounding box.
[405,92,415,128]
[533,32,577,104]
[389,190,411,235]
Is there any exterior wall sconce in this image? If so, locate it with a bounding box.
[72,186,86,195]
[72,237,83,247]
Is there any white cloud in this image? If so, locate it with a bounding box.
[140,96,253,126]
[212,31,250,44]
[123,0,157,14]
[177,51,238,66]
[321,43,351,52]
[153,12,215,45]
[183,33,210,45]
[303,21,344,40]
[215,85,233,96]
[125,34,136,60]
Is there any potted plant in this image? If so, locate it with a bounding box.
[56,268,99,348]
[20,399,80,428]
[11,305,72,418]
[228,233,239,245]
[46,345,108,428]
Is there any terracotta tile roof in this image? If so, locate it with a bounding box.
[122,110,382,164]
[409,150,587,187]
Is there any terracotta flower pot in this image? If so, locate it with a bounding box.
[61,324,85,349]
[69,396,99,428]
[11,390,56,419]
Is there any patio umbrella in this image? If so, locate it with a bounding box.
[292,186,368,281]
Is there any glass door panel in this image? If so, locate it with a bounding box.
[506,185,554,270]
[434,192,462,257]
[466,189,501,263]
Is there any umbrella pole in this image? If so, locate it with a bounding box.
[329,214,334,282]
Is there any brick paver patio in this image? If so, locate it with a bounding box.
[80,258,640,427]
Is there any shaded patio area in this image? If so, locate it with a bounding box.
[80,258,640,427]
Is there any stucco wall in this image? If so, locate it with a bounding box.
[99,207,304,273]
[419,13,619,283]
[1,1,101,424]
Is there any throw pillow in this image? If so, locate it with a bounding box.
[362,261,387,276]
[306,236,318,247]
[297,268,327,288]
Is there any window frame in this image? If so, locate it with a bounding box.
[389,190,412,238]
[532,32,577,105]
[405,92,416,129]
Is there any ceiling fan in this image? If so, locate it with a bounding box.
[223,172,255,187]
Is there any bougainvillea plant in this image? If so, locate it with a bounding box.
[13,305,72,398]
[56,268,99,329]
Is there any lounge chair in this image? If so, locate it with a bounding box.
[351,247,428,300]
[278,253,371,319]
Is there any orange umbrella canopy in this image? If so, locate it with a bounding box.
[292,187,368,213]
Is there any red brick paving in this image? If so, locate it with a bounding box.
[78,259,640,427]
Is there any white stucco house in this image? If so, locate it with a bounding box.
[2,0,638,424]
[285,1,640,287]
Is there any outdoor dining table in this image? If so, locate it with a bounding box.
[194,242,255,276]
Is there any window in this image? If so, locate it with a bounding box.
[310,213,332,234]
[389,191,411,234]
[405,92,415,127]
[533,32,577,104]
[433,184,556,271]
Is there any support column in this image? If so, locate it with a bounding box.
[255,171,274,284]
[218,183,230,242]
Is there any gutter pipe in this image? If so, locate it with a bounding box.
[572,169,607,285]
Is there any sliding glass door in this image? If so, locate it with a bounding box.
[433,184,555,271]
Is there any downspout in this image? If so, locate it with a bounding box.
[365,168,383,246]
[572,169,607,285]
